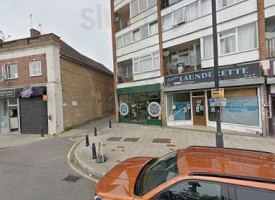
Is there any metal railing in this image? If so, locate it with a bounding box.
[266,37,275,59]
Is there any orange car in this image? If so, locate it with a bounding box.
[91,146,275,200]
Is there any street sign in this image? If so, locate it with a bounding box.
[211,88,224,99]
[209,98,227,107]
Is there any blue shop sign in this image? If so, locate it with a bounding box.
[165,63,262,87]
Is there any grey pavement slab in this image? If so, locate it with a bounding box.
[74,122,275,178]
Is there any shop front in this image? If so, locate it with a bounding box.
[164,63,265,134]
[0,86,48,134]
[117,84,162,126]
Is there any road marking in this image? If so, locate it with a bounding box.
[67,137,99,183]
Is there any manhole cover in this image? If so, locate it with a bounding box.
[63,175,80,183]
[167,144,175,147]
[106,137,123,141]
[152,138,171,143]
[123,138,139,142]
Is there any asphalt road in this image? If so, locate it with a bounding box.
[0,137,95,200]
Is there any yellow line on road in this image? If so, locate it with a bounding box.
[67,137,99,183]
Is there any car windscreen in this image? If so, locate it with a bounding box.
[135,151,179,196]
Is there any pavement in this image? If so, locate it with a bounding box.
[73,118,275,179]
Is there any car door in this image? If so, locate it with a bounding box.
[150,180,228,200]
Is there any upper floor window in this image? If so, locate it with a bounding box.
[2,64,18,79]
[161,0,182,9]
[218,0,242,9]
[29,60,42,76]
[202,22,257,58]
[133,52,160,74]
[130,0,157,18]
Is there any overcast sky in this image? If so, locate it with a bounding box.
[0,0,113,72]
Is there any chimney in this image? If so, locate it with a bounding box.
[30,28,41,37]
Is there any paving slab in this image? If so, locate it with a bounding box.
[74,122,275,178]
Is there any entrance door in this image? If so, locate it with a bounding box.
[192,97,206,126]
[129,100,147,124]
[0,99,10,133]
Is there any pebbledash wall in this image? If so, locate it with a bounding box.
[60,57,114,128]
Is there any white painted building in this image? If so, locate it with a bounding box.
[112,0,275,135]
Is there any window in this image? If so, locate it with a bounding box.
[29,61,42,76]
[133,29,141,41]
[116,36,124,49]
[236,186,275,200]
[167,93,191,121]
[201,0,212,16]
[173,7,184,25]
[124,32,131,46]
[152,180,223,200]
[139,0,147,12]
[153,52,160,69]
[203,35,213,59]
[218,0,234,9]
[185,1,199,22]
[130,0,139,18]
[149,21,158,35]
[162,13,173,31]
[148,0,157,8]
[140,25,149,39]
[132,52,160,74]
[2,64,18,79]
[122,65,132,78]
[219,28,236,54]
[238,22,257,51]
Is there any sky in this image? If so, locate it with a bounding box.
[0,0,113,72]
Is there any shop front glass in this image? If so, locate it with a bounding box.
[207,88,259,126]
[166,93,191,121]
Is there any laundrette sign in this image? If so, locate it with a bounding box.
[165,63,262,87]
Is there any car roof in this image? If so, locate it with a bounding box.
[177,146,275,183]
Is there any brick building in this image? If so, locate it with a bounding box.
[0,29,114,135]
[111,0,275,136]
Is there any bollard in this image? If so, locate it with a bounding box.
[94,127,97,136]
[109,120,112,128]
[41,127,44,137]
[92,143,97,159]
[85,135,90,147]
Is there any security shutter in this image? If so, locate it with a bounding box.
[20,96,48,134]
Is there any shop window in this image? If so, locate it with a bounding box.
[167,93,191,121]
[148,93,161,120]
[2,64,18,79]
[208,89,259,126]
[119,95,129,118]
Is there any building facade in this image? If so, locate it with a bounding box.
[0,29,114,135]
[111,0,275,136]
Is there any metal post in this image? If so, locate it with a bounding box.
[94,127,97,136]
[92,143,97,159]
[41,127,44,137]
[85,135,90,147]
[109,120,112,128]
[212,0,224,148]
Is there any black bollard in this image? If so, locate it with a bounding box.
[92,143,97,159]
[41,127,44,137]
[109,120,112,128]
[94,127,97,136]
[85,135,90,147]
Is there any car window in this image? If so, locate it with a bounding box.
[137,151,179,195]
[151,180,224,200]
[235,186,275,200]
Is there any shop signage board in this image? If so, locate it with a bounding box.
[211,88,224,99]
[0,89,15,98]
[165,63,262,87]
[209,98,227,107]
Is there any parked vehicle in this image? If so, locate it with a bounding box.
[91,146,275,200]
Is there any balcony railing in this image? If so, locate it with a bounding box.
[165,54,201,75]
[266,37,275,59]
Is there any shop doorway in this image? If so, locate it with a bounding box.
[129,99,147,124]
[192,97,206,126]
[0,99,9,133]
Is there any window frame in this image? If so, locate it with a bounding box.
[219,28,237,55]
[130,0,157,19]
[132,52,160,74]
[116,36,124,49]
[2,64,19,80]
[29,60,42,77]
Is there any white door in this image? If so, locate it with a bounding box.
[0,99,10,133]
